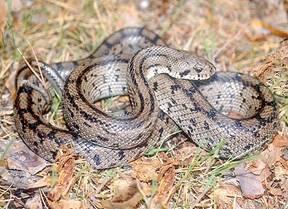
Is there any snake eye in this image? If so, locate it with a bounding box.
[193,65,203,73]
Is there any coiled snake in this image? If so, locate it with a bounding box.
[14,27,279,169]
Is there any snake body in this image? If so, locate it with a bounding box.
[14,27,279,169]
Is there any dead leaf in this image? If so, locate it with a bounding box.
[150,165,176,209]
[272,134,288,147]
[172,141,198,166]
[235,164,265,199]
[268,186,283,196]
[25,193,43,209]
[1,140,48,175]
[131,158,162,182]
[246,160,266,175]
[48,152,75,201]
[245,159,272,182]
[260,143,282,168]
[0,168,44,189]
[0,140,52,190]
[31,175,52,188]
[101,175,147,209]
[0,0,7,40]
[213,183,242,209]
[48,199,84,209]
[279,177,288,197]
[274,164,288,180]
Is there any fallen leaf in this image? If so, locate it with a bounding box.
[1,140,48,175]
[25,193,43,209]
[245,160,266,176]
[48,199,84,209]
[239,199,266,209]
[279,177,288,197]
[260,143,282,168]
[245,159,271,182]
[101,175,147,209]
[150,165,176,209]
[274,164,288,180]
[48,151,75,201]
[268,186,283,196]
[272,134,288,147]
[213,183,242,209]
[0,0,7,40]
[171,141,198,166]
[0,168,43,189]
[31,175,52,188]
[131,158,162,182]
[280,157,288,169]
[235,164,265,199]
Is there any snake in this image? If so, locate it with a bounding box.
[14,27,280,169]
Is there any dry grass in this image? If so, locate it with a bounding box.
[0,0,288,208]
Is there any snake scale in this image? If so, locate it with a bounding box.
[14,27,279,169]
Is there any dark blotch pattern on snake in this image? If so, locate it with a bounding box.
[14,27,279,169]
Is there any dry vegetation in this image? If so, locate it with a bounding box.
[0,0,288,208]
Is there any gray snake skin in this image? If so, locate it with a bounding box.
[14,27,279,169]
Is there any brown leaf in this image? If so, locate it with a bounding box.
[0,0,7,40]
[31,175,52,188]
[279,176,288,196]
[235,164,265,199]
[260,143,283,168]
[150,165,176,209]
[274,165,288,180]
[48,152,75,201]
[0,168,42,189]
[171,141,198,166]
[48,199,84,209]
[268,187,283,196]
[131,158,162,182]
[272,134,288,147]
[2,140,48,175]
[101,175,146,209]
[245,159,272,182]
[25,193,43,209]
[213,184,242,209]
[246,160,266,175]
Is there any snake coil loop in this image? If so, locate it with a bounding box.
[14,27,279,169]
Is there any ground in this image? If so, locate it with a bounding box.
[0,0,288,208]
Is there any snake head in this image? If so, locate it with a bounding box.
[140,46,216,81]
[170,51,216,80]
[162,49,216,80]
